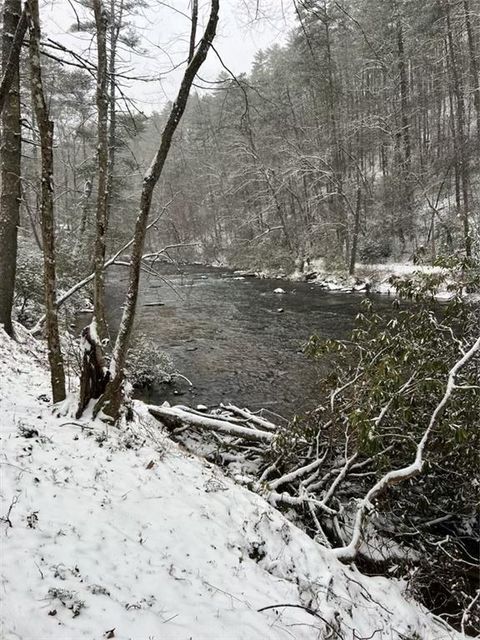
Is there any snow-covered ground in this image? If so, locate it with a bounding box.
[0,327,464,639]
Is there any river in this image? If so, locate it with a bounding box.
[94,264,393,419]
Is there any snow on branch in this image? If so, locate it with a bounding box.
[221,403,278,431]
[333,335,480,562]
[142,243,200,263]
[268,449,329,491]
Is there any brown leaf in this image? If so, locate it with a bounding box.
[146,460,155,470]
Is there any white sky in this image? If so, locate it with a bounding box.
[42,0,295,114]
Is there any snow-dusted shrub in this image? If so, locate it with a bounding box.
[126,334,175,389]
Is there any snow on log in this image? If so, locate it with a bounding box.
[148,404,274,443]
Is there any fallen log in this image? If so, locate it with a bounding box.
[148,404,274,443]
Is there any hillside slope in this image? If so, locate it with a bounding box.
[0,327,463,640]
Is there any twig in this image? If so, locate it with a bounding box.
[460,589,480,635]
[257,604,343,638]
[1,495,19,528]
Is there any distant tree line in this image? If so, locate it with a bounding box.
[154,0,479,272]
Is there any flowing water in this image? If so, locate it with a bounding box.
[91,264,393,419]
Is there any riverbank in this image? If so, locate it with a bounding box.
[232,259,463,299]
[0,325,464,639]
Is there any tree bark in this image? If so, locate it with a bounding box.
[0,3,27,114]
[76,324,109,418]
[27,0,66,402]
[93,0,110,339]
[90,0,219,422]
[0,0,22,337]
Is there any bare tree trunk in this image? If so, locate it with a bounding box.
[349,186,361,276]
[27,0,66,402]
[89,0,219,422]
[93,0,110,339]
[444,0,472,258]
[324,12,346,260]
[188,0,198,63]
[0,0,22,337]
[21,181,43,251]
[396,19,414,250]
[106,0,120,228]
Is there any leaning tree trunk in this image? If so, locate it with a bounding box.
[0,0,22,337]
[86,0,219,423]
[92,0,110,340]
[28,0,66,402]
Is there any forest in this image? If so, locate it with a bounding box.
[0,0,479,638]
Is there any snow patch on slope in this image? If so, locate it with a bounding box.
[0,327,462,639]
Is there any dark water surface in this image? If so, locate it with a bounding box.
[100,265,393,418]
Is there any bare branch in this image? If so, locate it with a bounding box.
[29,213,163,335]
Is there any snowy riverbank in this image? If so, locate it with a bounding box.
[245,260,449,296]
[0,326,465,639]
[228,258,480,302]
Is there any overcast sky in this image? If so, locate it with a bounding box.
[42,0,295,114]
